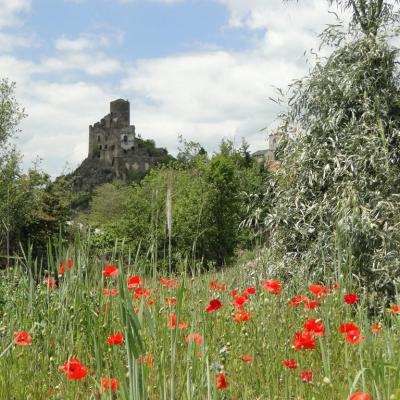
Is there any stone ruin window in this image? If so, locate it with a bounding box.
[123,135,128,143]
[111,145,115,151]
[99,145,102,150]
[104,144,108,149]
[97,135,100,142]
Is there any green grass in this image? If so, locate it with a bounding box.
[0,245,400,400]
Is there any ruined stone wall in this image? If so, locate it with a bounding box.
[79,99,168,187]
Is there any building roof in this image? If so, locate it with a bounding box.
[251,149,269,157]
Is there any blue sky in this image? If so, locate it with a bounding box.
[20,0,257,60]
[0,0,338,176]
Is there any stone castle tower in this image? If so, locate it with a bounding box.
[72,99,169,192]
[251,131,283,164]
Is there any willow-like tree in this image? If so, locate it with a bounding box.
[266,1,400,304]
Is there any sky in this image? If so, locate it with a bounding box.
[0,0,342,176]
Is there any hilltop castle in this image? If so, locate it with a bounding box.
[72,99,169,192]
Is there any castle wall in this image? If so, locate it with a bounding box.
[86,99,165,182]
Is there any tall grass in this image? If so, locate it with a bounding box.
[0,239,400,399]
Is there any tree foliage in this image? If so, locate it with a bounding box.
[0,80,73,262]
[265,0,400,302]
[88,139,267,268]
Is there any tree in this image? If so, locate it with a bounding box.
[88,138,265,268]
[205,153,240,265]
[0,79,25,265]
[89,181,131,226]
[0,79,25,146]
[266,1,400,303]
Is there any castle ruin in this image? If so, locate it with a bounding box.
[72,99,169,192]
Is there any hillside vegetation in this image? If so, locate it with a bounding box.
[2,1,400,399]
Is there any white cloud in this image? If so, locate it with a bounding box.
[0,32,37,52]
[6,0,348,176]
[55,31,124,52]
[121,48,302,155]
[0,0,31,28]
[43,32,124,77]
[16,78,119,175]
[217,0,329,30]
[40,53,122,76]
[118,1,340,155]
[116,0,182,4]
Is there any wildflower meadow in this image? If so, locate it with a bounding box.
[2,1,400,399]
[1,244,400,400]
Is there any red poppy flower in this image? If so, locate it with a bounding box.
[303,297,320,310]
[139,354,155,367]
[388,303,400,314]
[59,358,88,380]
[339,323,365,344]
[348,393,372,400]
[107,333,124,345]
[233,309,253,323]
[147,298,156,305]
[293,331,317,350]
[344,293,359,305]
[245,287,256,295]
[133,287,151,299]
[167,313,188,329]
[371,322,382,334]
[210,281,226,291]
[241,356,253,363]
[101,377,119,392]
[206,299,223,313]
[289,295,307,307]
[59,259,73,275]
[165,297,176,305]
[185,333,203,346]
[233,295,248,309]
[299,370,313,382]
[15,331,31,346]
[282,359,298,369]
[59,262,65,275]
[102,265,118,277]
[308,284,329,298]
[160,277,178,289]
[303,318,326,336]
[178,321,188,329]
[103,288,119,296]
[230,290,239,297]
[44,277,57,289]
[263,279,282,295]
[127,276,142,290]
[216,373,228,389]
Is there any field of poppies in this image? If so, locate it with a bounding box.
[0,247,399,400]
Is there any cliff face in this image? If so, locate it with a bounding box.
[72,138,170,193]
[71,158,114,193]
